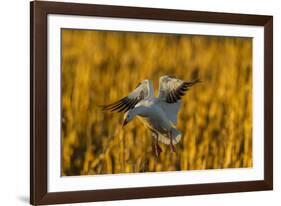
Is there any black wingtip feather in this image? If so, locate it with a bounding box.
[112,98,130,112]
[165,79,201,104]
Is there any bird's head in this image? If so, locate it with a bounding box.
[122,110,135,128]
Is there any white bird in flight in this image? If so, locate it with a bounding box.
[101,75,200,158]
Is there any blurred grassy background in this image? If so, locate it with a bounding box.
[61,29,252,176]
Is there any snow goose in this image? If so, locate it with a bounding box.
[101,75,200,157]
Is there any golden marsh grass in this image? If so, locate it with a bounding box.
[61,29,252,176]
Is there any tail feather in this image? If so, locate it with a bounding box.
[155,128,182,145]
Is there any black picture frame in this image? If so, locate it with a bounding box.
[30,1,273,205]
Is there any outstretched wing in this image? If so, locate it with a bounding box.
[158,75,200,124]
[101,80,152,113]
[158,75,200,103]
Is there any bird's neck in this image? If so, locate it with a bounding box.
[132,105,147,117]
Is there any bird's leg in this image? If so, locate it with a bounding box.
[156,134,162,154]
[152,132,158,158]
[153,132,162,158]
[169,131,176,153]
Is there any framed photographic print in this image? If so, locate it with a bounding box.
[30,1,273,205]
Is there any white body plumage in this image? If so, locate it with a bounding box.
[101,75,199,153]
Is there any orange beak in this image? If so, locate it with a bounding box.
[122,119,128,128]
